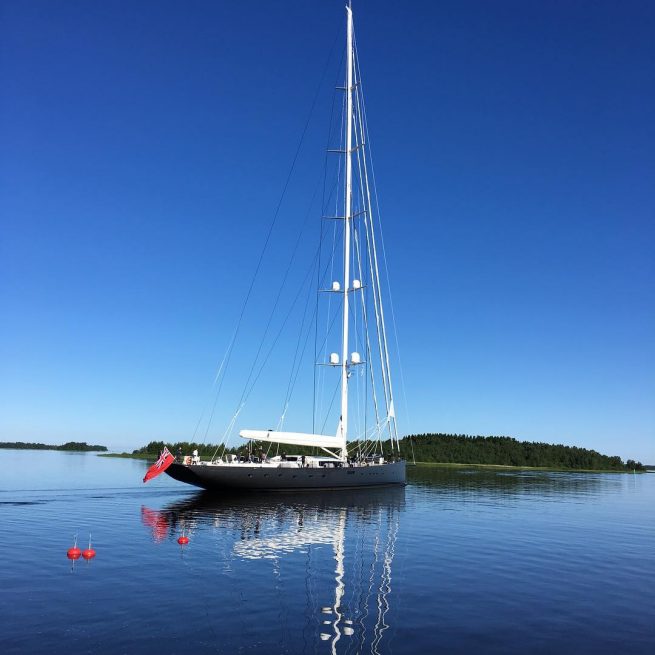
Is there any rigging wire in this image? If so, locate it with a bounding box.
[314,42,346,435]
[355,36,413,460]
[211,247,322,458]
[229,213,348,448]
[353,33,401,451]
[351,79,392,449]
[193,24,342,447]
[320,376,343,435]
[316,74,347,435]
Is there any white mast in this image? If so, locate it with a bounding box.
[339,3,354,459]
[241,2,403,463]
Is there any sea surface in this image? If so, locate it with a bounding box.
[0,450,653,655]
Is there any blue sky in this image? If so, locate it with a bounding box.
[1,1,653,462]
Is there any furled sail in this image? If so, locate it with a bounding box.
[239,429,344,451]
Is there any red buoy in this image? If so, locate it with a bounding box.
[82,534,96,559]
[177,535,189,545]
[67,535,81,559]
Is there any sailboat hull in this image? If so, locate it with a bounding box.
[165,460,406,491]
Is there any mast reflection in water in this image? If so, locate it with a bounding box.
[142,487,404,654]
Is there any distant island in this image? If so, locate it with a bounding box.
[0,441,108,452]
[113,433,645,472]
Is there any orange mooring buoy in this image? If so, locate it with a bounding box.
[67,535,81,559]
[82,534,96,559]
[177,535,189,545]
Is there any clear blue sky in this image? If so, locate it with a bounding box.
[1,1,653,462]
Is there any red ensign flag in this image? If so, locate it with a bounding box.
[143,447,175,483]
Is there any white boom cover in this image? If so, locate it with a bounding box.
[239,429,344,450]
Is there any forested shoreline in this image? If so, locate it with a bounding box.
[398,434,645,471]
[0,441,108,452]
[129,433,645,471]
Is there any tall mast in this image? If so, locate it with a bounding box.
[339,3,354,459]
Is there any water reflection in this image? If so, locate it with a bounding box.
[139,470,632,654]
[142,487,404,654]
[408,465,611,500]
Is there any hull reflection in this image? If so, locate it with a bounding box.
[142,487,405,654]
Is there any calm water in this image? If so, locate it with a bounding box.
[0,451,653,655]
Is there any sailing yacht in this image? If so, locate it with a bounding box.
[165,3,405,491]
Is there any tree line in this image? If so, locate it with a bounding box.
[396,433,645,471]
[133,433,644,471]
[0,441,108,452]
